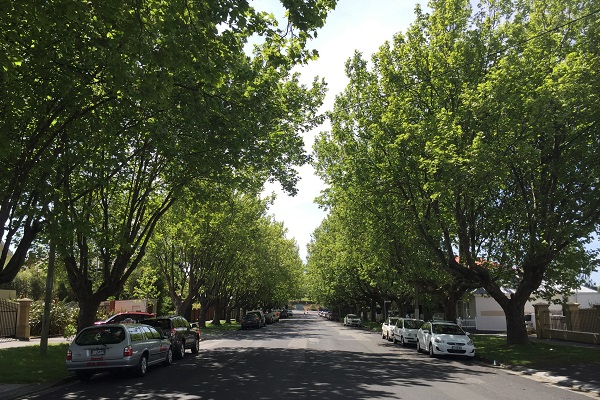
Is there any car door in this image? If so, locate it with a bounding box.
[422,323,432,348]
[180,318,195,345]
[140,326,163,364]
[419,322,431,348]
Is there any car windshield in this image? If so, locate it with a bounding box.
[75,327,126,345]
[404,320,423,329]
[433,324,465,335]
[347,314,357,318]
[389,318,399,325]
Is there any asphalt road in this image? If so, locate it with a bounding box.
[23,313,596,400]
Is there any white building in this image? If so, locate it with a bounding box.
[456,286,600,332]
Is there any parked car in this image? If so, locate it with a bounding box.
[66,323,172,380]
[343,313,362,327]
[141,315,200,359]
[94,312,155,325]
[241,314,261,330]
[246,310,266,326]
[416,321,475,358]
[392,318,424,346]
[279,309,289,319]
[287,309,294,317]
[327,312,338,321]
[264,310,276,324]
[381,317,400,341]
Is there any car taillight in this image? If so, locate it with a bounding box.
[123,346,133,357]
[66,349,72,361]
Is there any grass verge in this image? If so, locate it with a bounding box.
[0,343,71,384]
[203,320,241,332]
[472,334,600,367]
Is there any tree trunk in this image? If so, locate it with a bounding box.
[211,299,222,325]
[77,297,103,331]
[504,301,530,345]
[198,306,209,328]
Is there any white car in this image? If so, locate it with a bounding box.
[343,313,362,327]
[416,321,475,358]
[392,318,424,346]
[381,317,400,341]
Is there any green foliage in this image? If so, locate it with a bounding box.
[311,0,600,343]
[0,268,46,300]
[28,300,78,336]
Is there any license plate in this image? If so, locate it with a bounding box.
[90,349,106,356]
[451,346,463,350]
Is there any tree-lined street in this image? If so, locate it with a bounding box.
[23,314,597,400]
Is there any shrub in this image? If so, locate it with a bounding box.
[29,300,78,336]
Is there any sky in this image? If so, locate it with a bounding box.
[260,0,422,259]
[256,0,600,286]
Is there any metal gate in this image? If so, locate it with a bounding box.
[0,298,18,342]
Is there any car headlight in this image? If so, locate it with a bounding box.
[434,337,442,343]
[467,339,473,346]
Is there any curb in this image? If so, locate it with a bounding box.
[479,358,600,396]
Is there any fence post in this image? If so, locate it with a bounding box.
[563,303,580,331]
[16,298,33,340]
[533,303,550,339]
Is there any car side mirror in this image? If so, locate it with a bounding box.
[466,332,470,336]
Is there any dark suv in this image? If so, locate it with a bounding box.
[141,316,200,359]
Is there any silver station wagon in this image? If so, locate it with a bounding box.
[66,323,173,380]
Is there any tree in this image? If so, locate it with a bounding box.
[314,0,600,344]
[0,0,336,329]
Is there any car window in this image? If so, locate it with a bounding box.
[141,326,162,339]
[127,326,144,342]
[404,320,422,329]
[435,324,465,335]
[75,327,126,346]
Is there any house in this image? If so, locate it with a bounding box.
[456,285,600,332]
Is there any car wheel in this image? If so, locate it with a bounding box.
[416,340,422,353]
[428,343,435,358]
[175,341,185,360]
[392,335,397,344]
[163,346,173,366]
[191,337,199,354]
[134,354,148,377]
[75,370,93,381]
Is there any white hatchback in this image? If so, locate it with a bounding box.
[392,318,424,346]
[416,321,475,358]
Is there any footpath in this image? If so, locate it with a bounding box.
[0,335,599,399]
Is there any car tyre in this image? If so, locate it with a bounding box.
[191,337,199,354]
[400,336,406,347]
[416,340,422,353]
[75,370,93,381]
[392,335,397,344]
[134,354,148,377]
[163,346,173,366]
[176,341,186,359]
[428,343,435,358]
